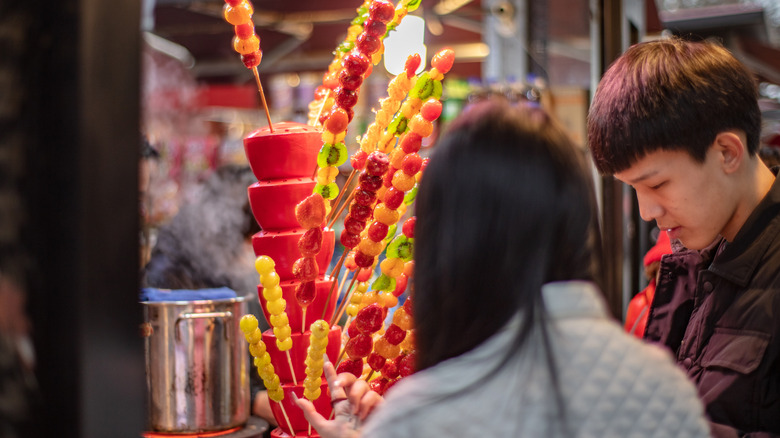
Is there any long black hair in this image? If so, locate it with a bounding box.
[413,97,602,393]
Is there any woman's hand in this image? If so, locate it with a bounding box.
[294,356,384,438]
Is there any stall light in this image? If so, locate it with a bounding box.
[383,15,426,76]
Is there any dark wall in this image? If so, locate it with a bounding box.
[5,0,145,436]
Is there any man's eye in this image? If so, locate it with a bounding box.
[650,182,665,190]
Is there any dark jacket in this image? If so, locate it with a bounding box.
[645,172,780,437]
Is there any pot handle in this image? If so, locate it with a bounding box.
[175,311,233,342]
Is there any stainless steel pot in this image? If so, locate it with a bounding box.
[142,294,251,433]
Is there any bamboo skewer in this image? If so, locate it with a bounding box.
[251,66,274,132]
[278,401,295,437]
[327,169,358,224]
[331,269,361,326]
[327,190,355,230]
[321,251,349,320]
[286,351,298,385]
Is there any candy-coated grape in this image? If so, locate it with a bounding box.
[366,151,390,176]
[356,33,381,55]
[339,71,363,91]
[400,132,422,153]
[223,1,253,25]
[340,230,361,249]
[241,50,262,68]
[363,18,387,38]
[249,341,267,358]
[276,337,292,351]
[344,215,367,235]
[336,358,364,378]
[262,284,283,301]
[351,150,368,170]
[234,22,255,39]
[392,273,408,297]
[384,323,406,345]
[310,319,330,337]
[239,314,259,333]
[373,203,399,225]
[369,0,395,23]
[324,107,349,134]
[295,281,316,307]
[401,153,422,176]
[293,257,319,282]
[232,35,259,55]
[374,336,400,359]
[367,352,386,371]
[355,303,383,335]
[346,303,360,317]
[342,50,370,76]
[349,203,372,222]
[404,53,421,77]
[335,87,358,109]
[269,313,289,329]
[267,297,286,316]
[381,188,402,211]
[317,142,349,167]
[353,188,375,207]
[268,387,285,402]
[392,307,413,330]
[298,227,323,257]
[273,325,291,340]
[382,293,399,308]
[314,182,339,200]
[403,260,414,278]
[361,290,381,306]
[303,387,321,401]
[296,193,326,229]
[392,170,416,192]
[354,250,375,268]
[245,329,262,344]
[305,355,324,371]
[258,362,276,380]
[402,217,416,238]
[260,271,280,289]
[431,47,455,73]
[345,333,373,359]
[358,238,384,257]
[367,221,389,242]
[255,256,275,275]
[380,257,405,278]
[381,360,400,379]
[358,173,383,192]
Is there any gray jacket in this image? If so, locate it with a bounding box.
[361,281,711,438]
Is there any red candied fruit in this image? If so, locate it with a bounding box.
[402,217,415,238]
[295,281,316,307]
[295,193,326,229]
[431,48,455,74]
[354,250,375,268]
[339,70,363,91]
[369,0,395,23]
[298,227,323,257]
[349,203,372,222]
[363,18,387,38]
[225,0,243,5]
[392,273,408,297]
[345,251,357,270]
[402,295,413,315]
[353,188,375,206]
[235,22,255,39]
[344,106,355,122]
[367,221,389,242]
[347,318,360,338]
[335,87,359,109]
[400,132,422,153]
[336,358,364,378]
[340,230,361,249]
[351,150,368,170]
[324,106,349,134]
[292,257,319,282]
[344,215,367,235]
[369,377,389,395]
[241,51,262,69]
[404,53,421,77]
[420,158,430,174]
[381,360,400,379]
[323,70,340,90]
[420,99,443,122]
[358,173,383,192]
[345,333,373,359]
[356,33,381,55]
[365,151,390,176]
[401,153,422,176]
[367,352,386,371]
[356,266,373,282]
[342,50,370,76]
[314,85,330,101]
[383,187,404,210]
[384,323,406,345]
[398,352,416,377]
[355,304,384,334]
[382,167,395,187]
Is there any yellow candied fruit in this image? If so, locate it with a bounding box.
[303,387,321,401]
[397,202,407,217]
[268,387,285,402]
[269,313,289,328]
[361,290,380,306]
[375,108,392,127]
[388,83,407,101]
[239,314,259,334]
[400,330,415,351]
[325,202,332,218]
[262,285,283,302]
[375,337,401,359]
[401,98,422,119]
[346,303,360,317]
[380,97,398,114]
[223,1,253,26]
[244,329,263,344]
[260,271,280,289]
[258,362,276,380]
[372,50,383,65]
[382,293,399,308]
[253,354,271,368]
[358,238,385,257]
[310,319,330,337]
[356,281,369,293]
[248,342,266,358]
[255,256,275,275]
[408,114,433,137]
[429,67,444,81]
[321,129,346,144]
[276,337,293,351]
[349,290,364,304]
[389,149,406,169]
[273,325,292,341]
[317,166,339,186]
[375,186,388,203]
[380,257,405,278]
[392,170,416,192]
[233,35,259,55]
[392,307,413,330]
[266,297,286,316]
[347,24,363,40]
[374,203,400,225]
[305,356,324,371]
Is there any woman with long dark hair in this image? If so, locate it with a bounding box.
[296,98,711,437]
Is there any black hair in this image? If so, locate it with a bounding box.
[412,98,602,421]
[588,36,761,175]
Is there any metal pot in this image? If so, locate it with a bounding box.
[142,294,251,433]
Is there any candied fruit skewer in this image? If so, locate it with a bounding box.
[239,314,296,434]
[222,0,273,131]
[255,256,298,385]
[303,320,330,436]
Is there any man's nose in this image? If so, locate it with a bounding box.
[637,193,663,222]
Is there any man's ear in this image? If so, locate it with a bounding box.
[714,131,746,174]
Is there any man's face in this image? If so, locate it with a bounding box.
[614,147,735,250]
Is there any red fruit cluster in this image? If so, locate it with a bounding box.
[340,152,390,259]
[292,193,327,310]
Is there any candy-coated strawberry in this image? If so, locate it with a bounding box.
[404,53,421,78]
[336,358,364,378]
[355,303,383,334]
[384,323,406,345]
[356,33,381,55]
[339,71,363,92]
[349,203,372,222]
[295,281,316,307]
[369,377,389,395]
[381,360,400,379]
[295,193,326,229]
[298,227,323,257]
[398,352,416,377]
[335,87,358,109]
[367,352,386,371]
[344,215,367,235]
[431,48,455,74]
[363,18,387,38]
[347,318,360,338]
[345,333,373,359]
[292,257,319,282]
